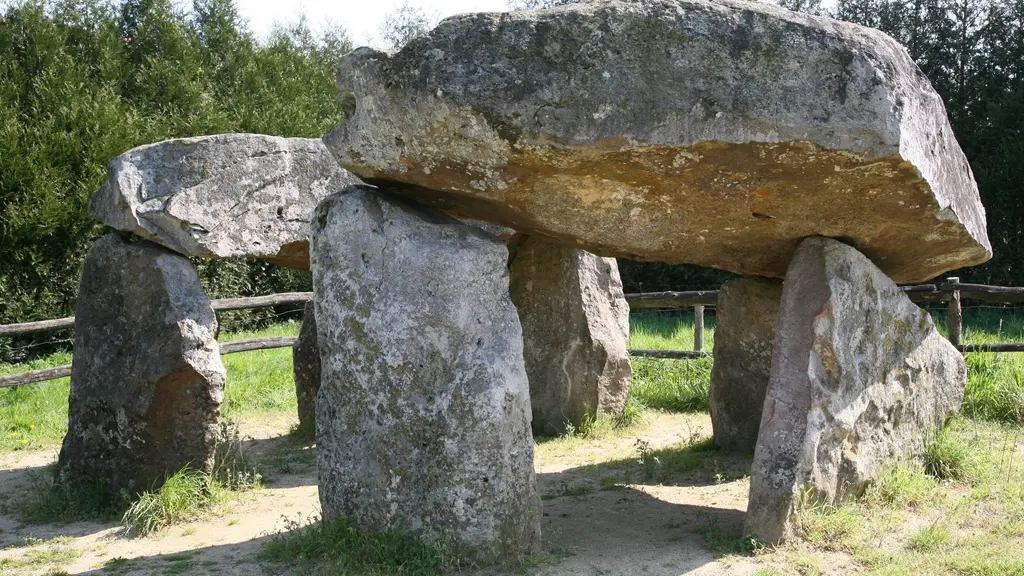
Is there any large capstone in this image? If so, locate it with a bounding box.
[325,0,990,282]
[90,134,361,269]
[709,277,782,452]
[292,302,320,435]
[509,237,631,435]
[745,237,966,543]
[311,185,540,557]
[56,233,225,498]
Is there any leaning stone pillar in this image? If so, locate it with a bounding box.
[56,233,225,498]
[311,186,540,558]
[745,237,966,543]
[709,278,782,452]
[509,237,631,436]
[291,302,319,435]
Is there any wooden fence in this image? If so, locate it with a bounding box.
[0,293,312,388]
[626,276,1024,359]
[3,277,1024,387]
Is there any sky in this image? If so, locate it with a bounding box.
[235,0,510,47]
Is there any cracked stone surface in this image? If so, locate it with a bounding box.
[745,237,966,543]
[56,233,225,498]
[311,184,540,557]
[90,133,361,269]
[325,0,990,282]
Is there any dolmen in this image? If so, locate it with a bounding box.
[62,0,991,559]
[320,0,985,549]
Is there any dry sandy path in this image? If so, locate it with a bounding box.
[0,412,766,576]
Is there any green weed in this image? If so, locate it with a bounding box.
[907,522,951,551]
[122,467,215,537]
[259,515,455,575]
[924,420,980,483]
[0,543,81,571]
[792,499,862,550]
[211,419,263,491]
[865,464,938,509]
[19,469,126,524]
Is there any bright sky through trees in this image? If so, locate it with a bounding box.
[235,0,507,46]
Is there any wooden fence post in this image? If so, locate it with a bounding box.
[693,304,705,353]
[946,277,962,347]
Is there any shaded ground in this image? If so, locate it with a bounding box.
[3,410,1023,576]
[0,412,768,576]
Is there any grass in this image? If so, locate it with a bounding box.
[781,418,1024,575]
[629,310,714,412]
[121,467,215,536]
[0,351,73,451]
[2,307,1024,574]
[3,308,1022,454]
[0,321,301,452]
[0,536,82,572]
[16,419,262,531]
[259,515,455,576]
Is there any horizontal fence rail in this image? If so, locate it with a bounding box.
[0,293,314,338]
[4,277,1024,386]
[0,336,300,389]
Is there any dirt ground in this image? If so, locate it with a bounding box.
[0,412,766,576]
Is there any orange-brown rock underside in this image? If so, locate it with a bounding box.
[359,141,990,283]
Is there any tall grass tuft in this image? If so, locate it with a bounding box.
[962,351,1024,424]
[122,467,214,537]
[924,419,979,483]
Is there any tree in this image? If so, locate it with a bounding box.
[0,0,347,361]
[377,2,435,51]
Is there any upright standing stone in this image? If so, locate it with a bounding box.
[745,237,966,543]
[709,278,782,452]
[509,237,631,435]
[311,185,540,557]
[56,233,225,498]
[292,302,320,435]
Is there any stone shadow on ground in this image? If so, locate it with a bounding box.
[236,433,317,489]
[530,485,749,576]
[59,487,749,576]
[525,448,755,575]
[70,534,278,576]
[537,442,753,495]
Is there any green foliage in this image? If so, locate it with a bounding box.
[259,515,454,576]
[865,464,938,509]
[826,0,1024,286]
[0,0,345,362]
[122,466,215,536]
[907,522,952,551]
[924,419,981,482]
